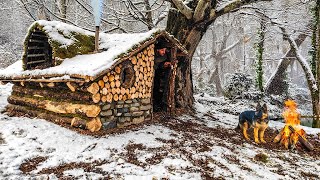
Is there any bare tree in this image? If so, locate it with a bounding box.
[165,0,273,108]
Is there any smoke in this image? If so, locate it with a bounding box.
[91,0,103,26]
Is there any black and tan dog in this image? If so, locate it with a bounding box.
[238,103,269,143]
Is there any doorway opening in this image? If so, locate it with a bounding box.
[153,39,171,112]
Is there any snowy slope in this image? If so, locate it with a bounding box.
[0,84,319,179]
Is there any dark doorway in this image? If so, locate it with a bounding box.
[153,40,171,112]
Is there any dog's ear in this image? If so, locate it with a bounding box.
[262,104,268,113]
[256,102,261,111]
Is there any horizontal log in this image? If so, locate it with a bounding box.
[131,56,137,64]
[28,46,47,50]
[28,39,46,43]
[2,78,84,83]
[31,33,47,38]
[92,93,101,103]
[101,95,107,102]
[115,66,121,74]
[71,117,101,132]
[108,75,115,82]
[98,80,104,88]
[6,104,75,124]
[8,95,101,118]
[27,60,46,65]
[0,73,90,83]
[71,117,86,129]
[87,82,99,94]
[27,54,46,58]
[6,104,99,132]
[47,82,55,87]
[66,82,77,92]
[12,85,91,103]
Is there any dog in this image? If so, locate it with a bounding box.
[238,103,269,143]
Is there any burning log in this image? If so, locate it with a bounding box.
[288,125,314,151]
[273,100,314,151]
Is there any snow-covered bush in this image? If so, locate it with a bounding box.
[223,73,262,100]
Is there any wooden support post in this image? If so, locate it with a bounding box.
[167,47,177,116]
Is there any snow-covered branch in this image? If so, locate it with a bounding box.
[171,0,193,19]
[213,0,273,21]
[280,27,318,92]
[193,0,210,22]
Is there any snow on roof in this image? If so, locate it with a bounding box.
[0,20,172,81]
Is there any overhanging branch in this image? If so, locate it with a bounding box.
[193,0,210,22]
[171,0,193,19]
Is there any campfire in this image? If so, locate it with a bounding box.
[273,100,313,151]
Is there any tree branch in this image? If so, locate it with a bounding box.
[193,0,210,22]
[171,0,193,19]
[280,27,317,92]
[19,0,37,21]
[210,0,273,22]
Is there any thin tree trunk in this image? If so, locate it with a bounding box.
[60,0,67,22]
[144,0,154,30]
[314,0,320,128]
[208,64,223,96]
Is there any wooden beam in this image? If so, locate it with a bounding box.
[27,54,46,58]
[12,85,92,103]
[28,46,47,50]
[27,60,46,65]
[1,78,85,83]
[8,95,101,118]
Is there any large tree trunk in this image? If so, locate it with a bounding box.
[265,33,307,95]
[166,9,209,109]
[165,0,274,109]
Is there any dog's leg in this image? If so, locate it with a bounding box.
[242,122,250,140]
[259,122,268,143]
[253,126,260,143]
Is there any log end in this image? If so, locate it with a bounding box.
[86,118,102,132]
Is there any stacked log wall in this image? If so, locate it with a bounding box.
[87,44,155,129]
[6,82,101,132]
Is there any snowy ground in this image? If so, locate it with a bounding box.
[0,83,320,179]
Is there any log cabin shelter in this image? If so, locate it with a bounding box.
[0,20,188,132]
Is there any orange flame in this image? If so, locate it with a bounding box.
[280,100,305,148]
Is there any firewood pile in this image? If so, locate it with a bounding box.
[86,44,155,104]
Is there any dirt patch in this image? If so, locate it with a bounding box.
[38,160,110,178]
[122,143,147,168]
[300,171,319,179]
[0,132,5,144]
[19,156,48,173]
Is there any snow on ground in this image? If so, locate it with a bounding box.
[0,84,320,179]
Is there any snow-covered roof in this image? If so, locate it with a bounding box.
[0,20,188,82]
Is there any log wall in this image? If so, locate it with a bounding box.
[5,44,155,132]
[91,44,155,129]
